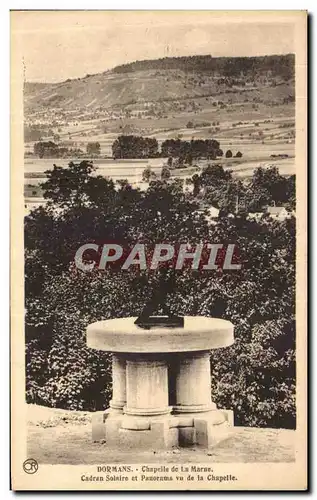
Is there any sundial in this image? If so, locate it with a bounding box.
[134,268,184,329]
[86,260,234,450]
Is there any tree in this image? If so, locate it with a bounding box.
[191,174,201,197]
[167,157,173,168]
[200,164,232,187]
[285,175,296,211]
[185,153,193,165]
[161,166,171,180]
[225,149,233,158]
[142,166,156,182]
[34,141,59,158]
[40,161,115,211]
[86,142,101,156]
[248,166,290,209]
[142,167,151,182]
[112,136,158,159]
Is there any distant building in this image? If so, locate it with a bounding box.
[195,205,219,224]
[248,206,293,222]
[247,212,265,221]
[266,206,290,221]
[205,206,220,221]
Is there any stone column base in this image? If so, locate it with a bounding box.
[92,408,234,449]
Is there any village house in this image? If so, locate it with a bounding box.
[266,206,290,221]
[248,206,293,222]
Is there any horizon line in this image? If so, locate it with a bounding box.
[24,51,295,86]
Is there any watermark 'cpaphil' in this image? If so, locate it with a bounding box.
[74,242,242,272]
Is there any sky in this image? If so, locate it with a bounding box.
[11,11,296,83]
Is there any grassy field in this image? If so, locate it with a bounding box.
[25,106,294,152]
[24,154,295,189]
[24,110,295,188]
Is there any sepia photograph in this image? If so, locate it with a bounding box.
[10,10,307,490]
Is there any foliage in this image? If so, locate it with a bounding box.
[33,141,84,159]
[34,141,60,158]
[112,135,159,159]
[142,166,156,182]
[112,135,222,162]
[161,138,221,161]
[193,164,296,213]
[161,166,171,180]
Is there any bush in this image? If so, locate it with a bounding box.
[161,166,171,180]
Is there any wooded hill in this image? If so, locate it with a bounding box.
[24,54,295,114]
[113,54,295,79]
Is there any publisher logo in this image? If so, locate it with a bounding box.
[23,458,38,474]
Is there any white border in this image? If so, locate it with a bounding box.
[3,2,314,498]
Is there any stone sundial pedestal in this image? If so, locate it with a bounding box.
[87,316,234,449]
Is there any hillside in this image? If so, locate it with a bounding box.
[24,54,295,114]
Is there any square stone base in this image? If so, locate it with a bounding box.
[92,409,233,449]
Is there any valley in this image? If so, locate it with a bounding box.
[23,54,295,210]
